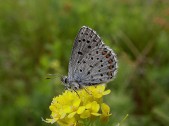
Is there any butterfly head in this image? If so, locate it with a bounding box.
[61,76,80,90]
[61,76,68,84]
[61,76,71,89]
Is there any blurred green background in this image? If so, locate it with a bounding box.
[0,0,169,126]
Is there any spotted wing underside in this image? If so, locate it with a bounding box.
[68,26,117,85]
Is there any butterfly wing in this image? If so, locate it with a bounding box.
[76,45,118,85]
[68,26,103,81]
[68,26,117,85]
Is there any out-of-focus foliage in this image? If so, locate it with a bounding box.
[0,0,169,126]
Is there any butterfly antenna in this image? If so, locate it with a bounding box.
[73,89,80,98]
[45,73,62,80]
[83,86,92,95]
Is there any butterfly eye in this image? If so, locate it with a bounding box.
[61,76,68,84]
[65,78,68,83]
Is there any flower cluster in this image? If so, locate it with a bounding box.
[44,85,111,126]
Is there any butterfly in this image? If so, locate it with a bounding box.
[61,26,118,90]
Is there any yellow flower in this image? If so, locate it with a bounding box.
[44,84,111,126]
[80,101,101,119]
[100,103,112,122]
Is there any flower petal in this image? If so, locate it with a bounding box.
[44,118,57,124]
[60,112,66,119]
[103,89,111,95]
[68,112,76,118]
[80,110,90,119]
[77,106,85,114]
[91,101,100,113]
[73,99,81,107]
[94,93,103,98]
[100,103,111,122]
[58,117,76,126]
[86,103,92,109]
[63,106,71,113]
[91,112,101,116]
[99,85,105,91]
[49,105,57,113]
[101,103,110,115]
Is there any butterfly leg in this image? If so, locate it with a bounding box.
[80,85,92,95]
[73,89,80,98]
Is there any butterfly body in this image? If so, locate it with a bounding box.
[61,76,80,90]
[61,26,118,90]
